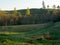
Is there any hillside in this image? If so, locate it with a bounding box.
[0,9,60,45]
[0,22,60,45]
[25,22,60,38]
[0,22,60,38]
[7,8,50,15]
[0,22,52,32]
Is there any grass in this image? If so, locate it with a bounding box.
[0,32,24,34]
[0,40,60,45]
[0,22,52,32]
[0,22,60,45]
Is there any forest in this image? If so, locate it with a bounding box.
[0,8,60,26]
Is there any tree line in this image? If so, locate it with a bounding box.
[0,8,60,26]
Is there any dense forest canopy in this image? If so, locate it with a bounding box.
[0,8,60,26]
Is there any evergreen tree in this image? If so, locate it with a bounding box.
[26,8,31,16]
[14,7,18,15]
[42,1,46,9]
[57,5,60,9]
[53,5,56,9]
[47,5,49,9]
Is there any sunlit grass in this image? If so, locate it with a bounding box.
[0,32,24,34]
[0,22,60,45]
[0,43,43,45]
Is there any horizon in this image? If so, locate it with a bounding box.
[0,0,60,10]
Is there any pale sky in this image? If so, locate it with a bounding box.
[0,0,60,10]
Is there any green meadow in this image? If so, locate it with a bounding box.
[0,22,60,45]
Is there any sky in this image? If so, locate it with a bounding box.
[0,0,60,10]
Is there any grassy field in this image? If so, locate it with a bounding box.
[0,22,53,32]
[0,22,60,45]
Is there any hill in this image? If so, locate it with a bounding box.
[0,8,60,45]
[0,22,60,45]
[0,22,60,38]
[7,8,50,15]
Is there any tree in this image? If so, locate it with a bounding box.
[53,5,56,9]
[13,7,18,15]
[26,8,31,16]
[47,5,49,9]
[53,9,60,22]
[57,5,60,9]
[42,1,46,9]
